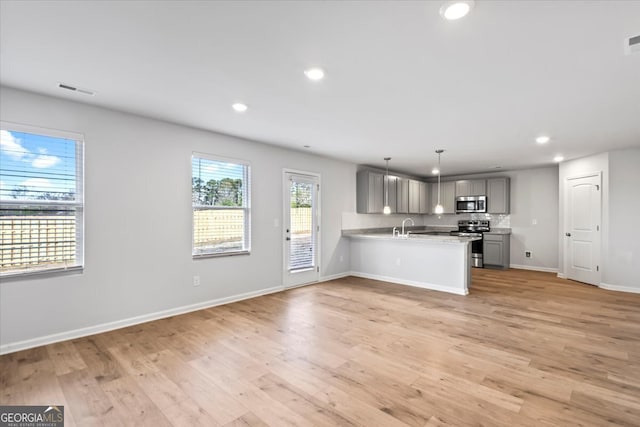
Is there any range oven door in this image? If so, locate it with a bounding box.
[455,232,484,267]
[470,238,483,268]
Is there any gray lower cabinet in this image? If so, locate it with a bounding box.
[357,171,384,213]
[483,233,510,269]
[430,181,456,214]
[487,177,510,214]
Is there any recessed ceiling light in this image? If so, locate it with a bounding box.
[440,1,474,20]
[536,135,550,144]
[232,103,248,113]
[432,168,440,175]
[554,155,564,162]
[304,68,325,81]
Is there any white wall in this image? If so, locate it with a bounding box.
[603,149,640,291]
[0,86,356,351]
[423,167,560,271]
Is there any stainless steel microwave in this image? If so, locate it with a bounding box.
[455,196,487,213]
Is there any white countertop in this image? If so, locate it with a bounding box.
[344,232,481,245]
[484,228,512,235]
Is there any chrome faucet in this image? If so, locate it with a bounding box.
[401,218,415,237]
[392,226,399,237]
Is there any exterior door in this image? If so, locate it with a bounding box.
[284,171,320,287]
[565,173,601,285]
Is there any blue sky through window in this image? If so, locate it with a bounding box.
[0,130,78,201]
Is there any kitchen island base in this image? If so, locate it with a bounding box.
[348,235,474,295]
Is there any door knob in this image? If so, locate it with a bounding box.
[286,237,291,241]
[565,232,571,237]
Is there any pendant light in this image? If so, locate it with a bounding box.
[383,157,391,214]
[434,149,444,214]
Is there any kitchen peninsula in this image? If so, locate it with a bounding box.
[344,229,480,295]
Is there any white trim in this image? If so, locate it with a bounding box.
[0,285,283,355]
[191,153,251,256]
[1,120,84,141]
[349,271,468,296]
[0,122,85,277]
[598,282,640,294]
[280,281,317,290]
[509,264,558,273]
[319,272,351,282]
[557,273,567,279]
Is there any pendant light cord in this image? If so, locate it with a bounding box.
[384,157,391,209]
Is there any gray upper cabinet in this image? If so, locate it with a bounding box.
[487,177,510,214]
[356,171,384,213]
[408,179,421,214]
[430,181,456,214]
[455,179,486,197]
[396,178,409,214]
[384,175,398,214]
[419,181,430,214]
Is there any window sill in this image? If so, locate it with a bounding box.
[193,250,250,260]
[0,265,84,281]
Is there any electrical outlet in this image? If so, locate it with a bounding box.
[339,255,344,263]
[396,258,401,266]
[193,275,201,286]
[525,251,532,258]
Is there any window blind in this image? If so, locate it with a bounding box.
[192,153,251,256]
[0,124,84,276]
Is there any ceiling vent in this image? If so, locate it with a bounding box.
[58,83,95,96]
[625,35,640,55]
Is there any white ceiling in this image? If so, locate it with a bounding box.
[1,0,639,177]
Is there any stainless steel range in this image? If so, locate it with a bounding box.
[450,220,490,268]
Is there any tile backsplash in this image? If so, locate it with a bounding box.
[342,212,425,230]
[424,213,511,228]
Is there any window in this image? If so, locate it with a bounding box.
[192,153,250,257]
[0,123,84,276]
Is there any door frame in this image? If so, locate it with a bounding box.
[563,171,602,285]
[282,168,321,289]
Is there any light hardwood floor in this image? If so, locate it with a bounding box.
[2,269,640,426]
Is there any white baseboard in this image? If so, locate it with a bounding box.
[349,271,468,296]
[319,272,351,282]
[510,264,559,273]
[0,285,284,355]
[557,273,567,279]
[598,282,640,294]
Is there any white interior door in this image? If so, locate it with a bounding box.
[565,173,601,285]
[283,171,320,288]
